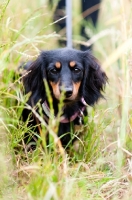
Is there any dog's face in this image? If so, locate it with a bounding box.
[45,49,85,101]
[23,48,107,106]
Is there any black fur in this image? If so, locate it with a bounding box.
[21,48,107,148]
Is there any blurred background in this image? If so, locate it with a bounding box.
[0,0,132,199]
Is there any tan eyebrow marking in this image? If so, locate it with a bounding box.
[69,61,76,67]
[55,62,61,68]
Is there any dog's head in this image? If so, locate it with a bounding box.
[23,48,107,105]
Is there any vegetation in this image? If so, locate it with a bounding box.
[0,0,132,199]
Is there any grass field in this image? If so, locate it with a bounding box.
[0,0,132,199]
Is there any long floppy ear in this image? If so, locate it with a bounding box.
[83,51,108,105]
[22,55,46,105]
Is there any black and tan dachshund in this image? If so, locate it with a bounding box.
[21,48,107,148]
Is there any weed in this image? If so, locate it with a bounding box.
[1,0,132,199]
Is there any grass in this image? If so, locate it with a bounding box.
[0,0,132,199]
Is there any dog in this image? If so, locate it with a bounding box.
[21,48,107,149]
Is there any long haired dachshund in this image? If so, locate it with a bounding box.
[21,48,107,148]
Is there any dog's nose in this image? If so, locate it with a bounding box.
[65,88,73,98]
[60,85,73,98]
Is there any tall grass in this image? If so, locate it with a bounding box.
[0,0,132,199]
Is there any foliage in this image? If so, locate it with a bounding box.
[0,0,132,199]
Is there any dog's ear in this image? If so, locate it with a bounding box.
[22,54,46,105]
[83,51,108,105]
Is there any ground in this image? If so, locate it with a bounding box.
[0,0,132,199]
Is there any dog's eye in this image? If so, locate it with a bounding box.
[73,67,81,73]
[50,68,58,74]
